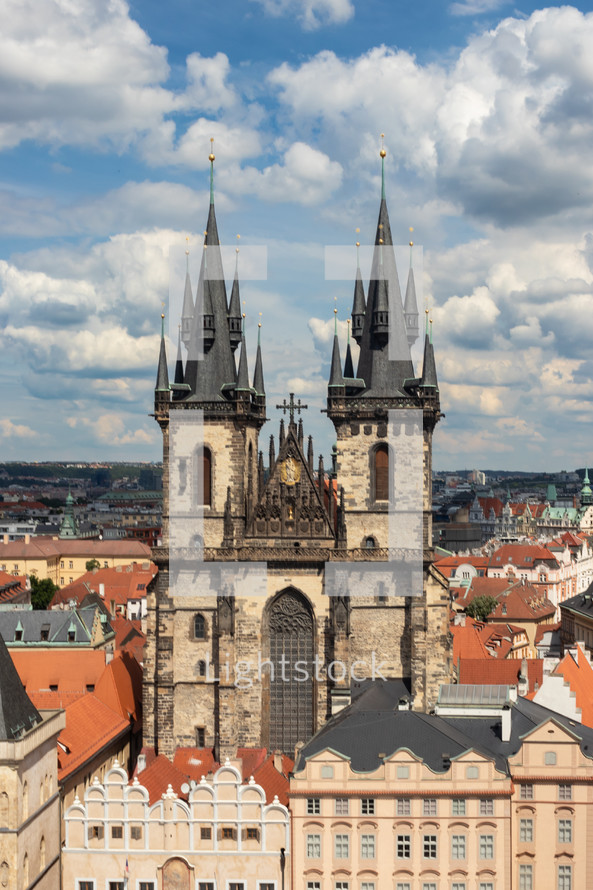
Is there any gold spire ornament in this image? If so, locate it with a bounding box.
[209,137,215,163]
[380,133,386,158]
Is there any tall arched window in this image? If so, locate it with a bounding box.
[374,443,390,502]
[268,589,314,754]
[194,613,206,640]
[40,837,45,871]
[196,447,212,507]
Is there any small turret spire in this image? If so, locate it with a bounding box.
[253,317,265,397]
[404,229,419,348]
[209,138,215,205]
[329,307,345,389]
[420,309,438,390]
[380,134,386,201]
[156,311,170,393]
[236,311,251,391]
[174,325,184,385]
[227,236,242,352]
[351,229,366,345]
[344,319,354,379]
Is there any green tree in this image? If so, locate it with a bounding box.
[30,576,59,610]
[466,594,498,622]
[85,559,101,572]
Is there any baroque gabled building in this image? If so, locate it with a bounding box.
[144,147,452,760]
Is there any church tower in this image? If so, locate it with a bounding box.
[144,143,451,761]
[326,142,448,713]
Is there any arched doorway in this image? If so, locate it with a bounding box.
[268,588,314,753]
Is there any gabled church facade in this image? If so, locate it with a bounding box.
[143,148,452,760]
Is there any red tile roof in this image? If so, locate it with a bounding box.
[251,752,293,806]
[459,658,543,693]
[450,616,492,664]
[173,747,220,782]
[51,561,156,610]
[10,648,107,709]
[550,645,593,727]
[57,694,130,781]
[489,543,558,570]
[93,652,142,728]
[111,616,146,662]
[136,754,190,804]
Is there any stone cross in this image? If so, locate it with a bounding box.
[276,393,308,425]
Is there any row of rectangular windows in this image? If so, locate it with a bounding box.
[306,785,573,816]
[306,867,573,890]
[306,833,495,860]
[79,882,276,890]
[306,882,495,890]
[88,826,259,841]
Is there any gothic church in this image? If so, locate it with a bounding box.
[144,149,452,759]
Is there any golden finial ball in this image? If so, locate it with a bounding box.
[380,148,386,158]
[409,241,414,247]
[425,308,429,314]
[242,312,246,318]
[236,247,240,253]
[209,153,215,162]
[161,313,165,319]
[185,249,189,255]
[356,242,360,247]
[258,322,261,328]
[379,238,383,245]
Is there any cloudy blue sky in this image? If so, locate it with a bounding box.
[2,0,593,470]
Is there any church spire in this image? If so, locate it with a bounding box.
[183,143,237,401]
[174,326,184,386]
[404,234,419,348]
[343,319,354,379]
[420,311,438,390]
[354,136,413,396]
[351,234,366,344]
[155,312,170,393]
[236,313,251,392]
[253,319,265,397]
[328,307,345,391]
[228,238,242,352]
[181,240,194,348]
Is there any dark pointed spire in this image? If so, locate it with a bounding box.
[279,418,285,449]
[269,434,276,469]
[307,435,314,473]
[258,450,265,497]
[404,236,419,348]
[181,242,194,347]
[318,454,325,502]
[228,239,242,352]
[156,312,169,392]
[0,631,42,740]
[328,308,345,390]
[354,138,414,395]
[351,235,366,344]
[236,316,251,392]
[344,319,354,379]
[174,326,184,386]
[298,417,304,449]
[183,143,236,401]
[420,311,438,390]
[253,320,265,396]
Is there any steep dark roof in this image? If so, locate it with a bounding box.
[0,631,42,740]
[355,198,414,396]
[295,679,593,776]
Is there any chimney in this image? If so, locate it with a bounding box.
[24,534,30,544]
[137,754,146,773]
[501,704,512,742]
[273,750,283,774]
[99,583,105,599]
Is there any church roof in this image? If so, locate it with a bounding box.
[0,630,42,740]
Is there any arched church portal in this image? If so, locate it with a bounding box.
[267,588,315,754]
